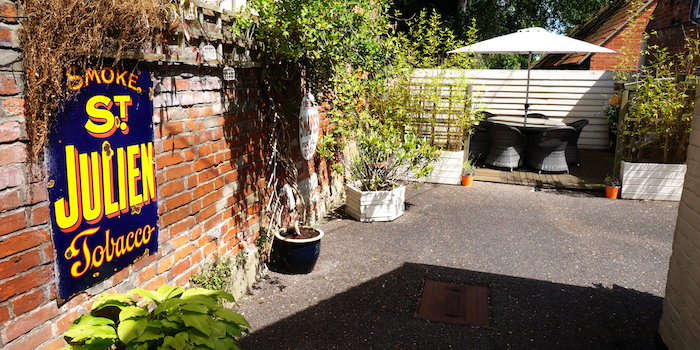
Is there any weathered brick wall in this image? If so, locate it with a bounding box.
[589,2,656,71]
[0,3,342,349]
[647,0,697,57]
[658,86,700,349]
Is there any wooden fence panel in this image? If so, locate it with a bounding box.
[414,69,615,150]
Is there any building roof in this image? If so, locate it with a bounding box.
[534,0,655,68]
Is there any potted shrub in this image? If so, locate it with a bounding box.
[343,124,440,222]
[60,285,249,350]
[462,157,478,186]
[604,175,622,199]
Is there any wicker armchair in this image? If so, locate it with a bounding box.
[485,123,527,171]
[565,119,589,166]
[526,126,577,173]
[469,120,492,161]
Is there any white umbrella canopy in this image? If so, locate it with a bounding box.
[448,27,616,125]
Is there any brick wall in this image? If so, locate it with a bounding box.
[647,0,697,57]
[658,86,700,349]
[589,2,656,71]
[0,2,342,349]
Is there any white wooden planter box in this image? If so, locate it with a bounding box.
[621,161,687,201]
[400,150,463,185]
[345,182,405,222]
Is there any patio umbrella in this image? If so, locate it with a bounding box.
[448,27,616,126]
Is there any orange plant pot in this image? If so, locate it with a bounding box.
[605,186,620,199]
[462,175,474,187]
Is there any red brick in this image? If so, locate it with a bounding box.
[170,217,195,236]
[2,97,24,116]
[175,78,190,91]
[195,205,217,223]
[0,121,21,142]
[171,235,189,250]
[0,28,10,47]
[160,206,190,227]
[157,256,174,274]
[0,143,27,166]
[30,204,50,225]
[2,325,53,350]
[0,189,22,211]
[0,228,49,258]
[0,265,53,302]
[12,289,46,315]
[0,3,19,24]
[156,152,185,170]
[163,122,184,136]
[137,265,156,284]
[165,192,191,211]
[174,243,195,262]
[160,180,185,198]
[0,306,9,324]
[202,189,223,208]
[3,301,58,343]
[36,336,67,350]
[0,210,27,237]
[0,75,19,95]
[183,149,195,161]
[203,213,223,232]
[167,257,191,281]
[28,182,48,204]
[0,249,42,280]
[165,164,192,180]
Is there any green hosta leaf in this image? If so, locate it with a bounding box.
[155,285,184,302]
[117,318,148,344]
[213,336,239,350]
[127,343,149,350]
[64,314,117,343]
[159,318,182,331]
[224,322,242,338]
[207,319,226,338]
[127,288,158,304]
[212,309,250,328]
[181,288,232,301]
[154,298,182,315]
[133,325,164,342]
[181,312,211,336]
[187,329,211,346]
[92,293,132,311]
[165,313,183,324]
[180,303,208,314]
[180,295,219,310]
[119,306,150,321]
[163,332,191,350]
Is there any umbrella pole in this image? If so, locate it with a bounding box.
[524,52,531,127]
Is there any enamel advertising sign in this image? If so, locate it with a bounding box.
[299,93,320,161]
[47,66,158,302]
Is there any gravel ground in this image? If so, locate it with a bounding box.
[234,181,678,350]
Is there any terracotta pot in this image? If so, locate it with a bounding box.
[462,175,474,186]
[605,185,620,199]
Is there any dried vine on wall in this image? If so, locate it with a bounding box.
[19,0,168,162]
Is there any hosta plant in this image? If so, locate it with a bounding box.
[60,285,249,350]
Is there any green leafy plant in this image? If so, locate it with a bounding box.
[614,31,698,163]
[189,256,234,294]
[344,122,441,192]
[462,157,478,176]
[60,285,249,350]
[235,249,247,269]
[604,175,622,187]
[256,227,273,262]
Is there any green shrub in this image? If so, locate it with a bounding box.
[60,285,249,350]
[189,255,234,294]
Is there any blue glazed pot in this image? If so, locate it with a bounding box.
[274,228,324,274]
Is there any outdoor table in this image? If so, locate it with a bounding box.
[488,116,565,133]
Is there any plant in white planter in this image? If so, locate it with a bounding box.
[342,123,440,222]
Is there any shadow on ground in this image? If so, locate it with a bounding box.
[240,262,662,349]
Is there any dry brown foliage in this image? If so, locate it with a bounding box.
[19,0,168,161]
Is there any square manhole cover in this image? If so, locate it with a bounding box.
[417,280,489,327]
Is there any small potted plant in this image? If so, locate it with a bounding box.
[604,175,622,199]
[462,157,478,186]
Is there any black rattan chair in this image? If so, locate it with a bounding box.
[485,123,527,171]
[526,126,577,173]
[565,119,589,166]
[526,113,548,119]
[469,120,492,161]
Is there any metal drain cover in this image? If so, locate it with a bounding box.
[417,280,489,327]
